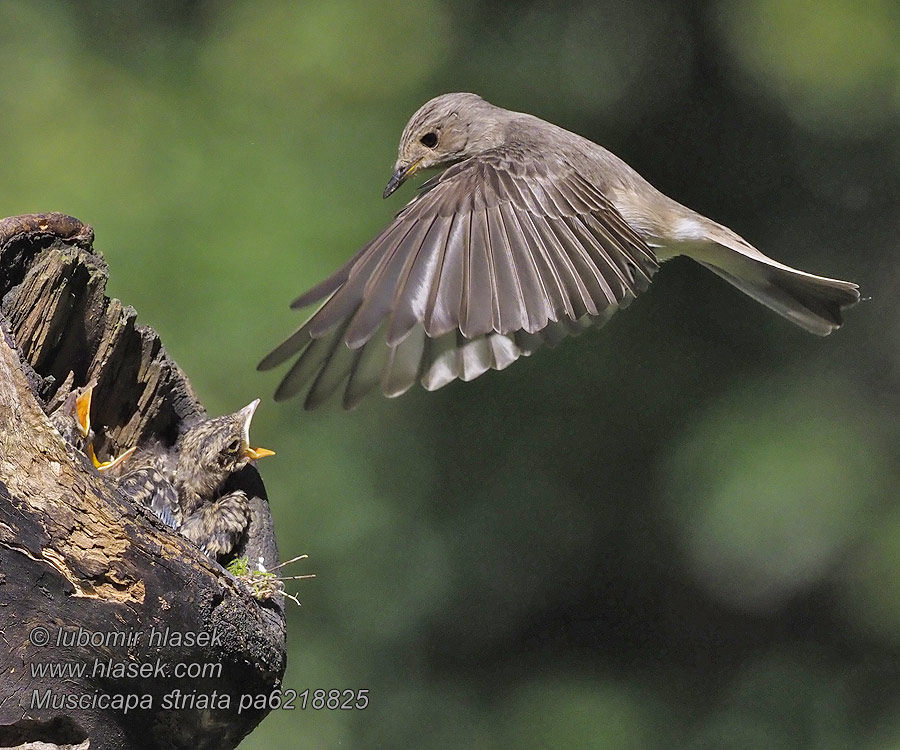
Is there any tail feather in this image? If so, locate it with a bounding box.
[698,260,859,336]
[687,237,860,336]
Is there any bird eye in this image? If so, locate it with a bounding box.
[420,132,438,148]
[227,438,241,454]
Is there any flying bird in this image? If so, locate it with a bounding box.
[115,400,275,558]
[260,92,860,409]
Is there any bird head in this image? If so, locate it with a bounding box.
[176,399,275,496]
[384,92,505,198]
[48,381,95,446]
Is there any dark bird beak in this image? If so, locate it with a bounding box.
[383,159,422,199]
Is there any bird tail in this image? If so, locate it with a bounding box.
[682,232,860,336]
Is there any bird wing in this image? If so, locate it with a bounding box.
[180,490,250,558]
[118,467,181,528]
[260,147,659,408]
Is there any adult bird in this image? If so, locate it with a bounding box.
[260,93,860,409]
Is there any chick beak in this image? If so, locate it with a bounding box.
[238,398,276,461]
[75,386,93,439]
[90,444,137,472]
[245,445,276,460]
[383,159,422,199]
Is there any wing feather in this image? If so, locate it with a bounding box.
[424,211,466,337]
[462,209,495,338]
[498,201,553,331]
[344,218,434,347]
[387,215,454,346]
[485,205,526,333]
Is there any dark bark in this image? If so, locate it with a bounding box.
[0,214,286,750]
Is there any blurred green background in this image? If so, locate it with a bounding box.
[2,0,897,746]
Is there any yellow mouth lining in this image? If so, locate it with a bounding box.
[75,387,93,438]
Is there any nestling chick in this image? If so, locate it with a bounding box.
[173,399,275,516]
[117,400,275,558]
[47,376,93,447]
[46,378,134,472]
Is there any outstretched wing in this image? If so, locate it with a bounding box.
[260,145,658,408]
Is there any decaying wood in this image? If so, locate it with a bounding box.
[0,214,286,750]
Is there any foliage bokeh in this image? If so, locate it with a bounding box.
[1,0,896,746]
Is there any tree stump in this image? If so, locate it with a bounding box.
[0,214,286,750]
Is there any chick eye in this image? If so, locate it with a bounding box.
[420,132,438,148]
[227,438,242,454]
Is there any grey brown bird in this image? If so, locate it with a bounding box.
[116,400,275,558]
[260,92,860,409]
